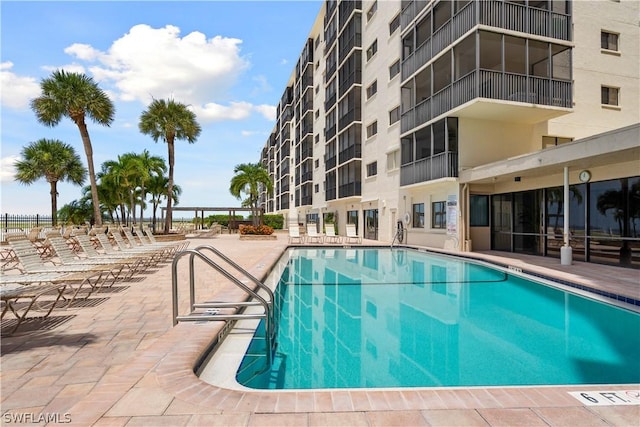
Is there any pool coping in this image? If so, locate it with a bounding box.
[154,244,640,414]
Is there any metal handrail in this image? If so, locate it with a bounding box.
[171,248,276,365]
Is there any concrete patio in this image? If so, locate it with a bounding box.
[1,232,638,426]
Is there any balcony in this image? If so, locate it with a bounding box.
[400,152,459,186]
[401,70,572,133]
[401,1,571,83]
[338,182,362,198]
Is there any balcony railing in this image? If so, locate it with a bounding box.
[338,182,362,198]
[401,1,571,83]
[401,69,572,133]
[400,152,459,186]
[325,155,337,170]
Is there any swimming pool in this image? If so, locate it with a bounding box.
[232,247,640,390]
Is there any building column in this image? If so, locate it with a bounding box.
[560,166,572,265]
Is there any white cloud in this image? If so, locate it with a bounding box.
[68,24,249,107]
[0,156,19,182]
[0,62,40,110]
[195,101,253,122]
[254,104,277,121]
[241,130,259,137]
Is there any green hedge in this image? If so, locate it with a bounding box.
[203,214,283,229]
[204,215,244,227]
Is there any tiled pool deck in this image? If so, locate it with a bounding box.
[1,232,638,426]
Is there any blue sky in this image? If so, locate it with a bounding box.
[1,0,322,215]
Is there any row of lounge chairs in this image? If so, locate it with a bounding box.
[1,225,188,334]
[288,223,362,244]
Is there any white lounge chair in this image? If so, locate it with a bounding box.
[288,225,304,244]
[306,224,324,244]
[345,224,362,244]
[324,223,342,244]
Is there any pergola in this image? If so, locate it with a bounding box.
[160,206,264,231]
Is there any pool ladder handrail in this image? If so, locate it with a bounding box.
[171,245,277,366]
[391,226,405,248]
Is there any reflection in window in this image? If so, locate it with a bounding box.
[413,203,425,228]
[432,201,446,229]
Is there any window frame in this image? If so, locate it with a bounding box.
[389,59,400,80]
[366,120,378,138]
[431,201,447,229]
[389,105,400,125]
[366,161,378,177]
[601,85,620,106]
[366,39,378,61]
[412,203,425,228]
[366,80,378,99]
[600,30,619,51]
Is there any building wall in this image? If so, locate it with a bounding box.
[260,0,639,258]
[546,0,640,139]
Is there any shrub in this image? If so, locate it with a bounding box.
[239,224,274,235]
[247,214,284,229]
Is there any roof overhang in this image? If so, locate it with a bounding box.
[459,123,640,184]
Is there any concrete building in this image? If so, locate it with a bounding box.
[259,0,639,268]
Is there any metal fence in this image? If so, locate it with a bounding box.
[0,213,199,243]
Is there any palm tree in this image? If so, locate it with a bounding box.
[14,138,86,226]
[139,99,201,233]
[100,154,145,226]
[229,163,273,226]
[147,175,182,233]
[134,150,167,228]
[31,70,115,227]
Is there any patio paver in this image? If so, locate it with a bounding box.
[1,231,638,426]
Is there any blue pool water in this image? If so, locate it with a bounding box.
[236,248,640,389]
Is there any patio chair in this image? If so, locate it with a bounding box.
[27,226,53,259]
[288,225,304,244]
[324,223,342,244]
[46,232,145,280]
[74,234,157,270]
[141,226,189,252]
[117,227,175,260]
[6,234,123,301]
[94,229,169,265]
[345,224,362,244]
[123,226,179,257]
[306,224,324,244]
[1,276,68,334]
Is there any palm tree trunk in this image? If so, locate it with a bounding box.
[164,140,175,234]
[49,180,58,226]
[76,120,102,227]
[139,184,146,230]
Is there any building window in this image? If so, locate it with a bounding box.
[389,106,400,125]
[542,135,573,148]
[412,203,424,228]
[315,184,319,193]
[366,161,377,177]
[432,201,446,229]
[601,86,619,106]
[470,195,489,227]
[389,59,400,79]
[367,0,377,21]
[315,134,320,143]
[366,40,378,61]
[601,31,619,51]
[389,14,400,35]
[315,109,320,119]
[314,159,319,168]
[386,150,399,171]
[366,121,378,138]
[366,80,378,99]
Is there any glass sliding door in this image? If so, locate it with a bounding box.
[491,193,512,251]
[513,190,542,255]
[364,209,378,240]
